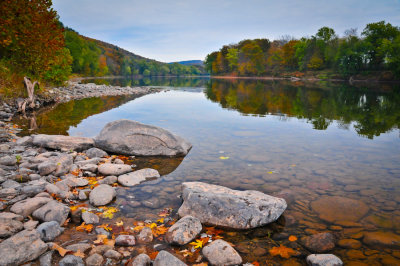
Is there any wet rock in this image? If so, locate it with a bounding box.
[137,227,153,243]
[166,215,202,245]
[178,182,287,229]
[66,243,92,253]
[32,200,70,225]
[306,254,343,266]
[0,229,48,265]
[36,221,64,241]
[131,253,151,266]
[39,250,54,266]
[346,249,366,259]
[363,231,400,248]
[82,212,99,224]
[59,255,85,266]
[311,196,369,223]
[86,253,103,266]
[85,147,108,158]
[104,249,122,260]
[301,233,336,253]
[118,168,160,187]
[89,184,116,206]
[94,119,192,156]
[10,196,52,217]
[0,155,17,166]
[115,235,136,246]
[32,134,94,151]
[98,163,132,176]
[153,250,187,266]
[337,239,362,249]
[0,218,24,238]
[202,239,242,266]
[142,197,161,209]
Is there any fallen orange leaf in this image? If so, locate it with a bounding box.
[269,245,297,259]
[149,251,159,260]
[51,243,70,257]
[288,235,298,242]
[73,250,85,258]
[76,222,93,233]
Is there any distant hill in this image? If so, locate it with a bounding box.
[172,60,204,66]
[64,27,205,77]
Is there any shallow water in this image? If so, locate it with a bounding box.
[14,78,400,264]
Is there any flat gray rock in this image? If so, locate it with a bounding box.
[115,235,136,246]
[94,119,192,156]
[86,253,103,266]
[36,221,64,241]
[10,197,52,217]
[0,218,24,238]
[32,134,94,151]
[306,254,343,266]
[166,215,202,245]
[89,184,116,206]
[202,239,242,266]
[85,147,108,158]
[0,229,48,266]
[98,163,132,176]
[82,211,99,224]
[32,200,70,225]
[178,182,287,229]
[0,155,17,166]
[66,243,92,253]
[132,254,151,266]
[59,255,85,266]
[153,250,187,266]
[118,168,160,187]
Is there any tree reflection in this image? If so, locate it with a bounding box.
[205,79,400,138]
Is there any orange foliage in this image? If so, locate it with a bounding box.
[269,245,297,259]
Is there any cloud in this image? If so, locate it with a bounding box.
[53,0,400,62]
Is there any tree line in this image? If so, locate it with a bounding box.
[0,0,204,92]
[204,22,400,78]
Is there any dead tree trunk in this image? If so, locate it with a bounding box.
[18,77,39,113]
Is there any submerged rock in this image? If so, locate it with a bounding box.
[302,232,336,253]
[118,168,160,187]
[306,254,343,266]
[32,134,94,151]
[178,182,287,229]
[166,215,202,245]
[202,239,242,266]
[363,231,400,249]
[94,119,192,156]
[311,196,369,223]
[0,229,48,265]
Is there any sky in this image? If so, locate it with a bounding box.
[53,0,400,63]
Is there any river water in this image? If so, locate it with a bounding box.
[14,77,400,265]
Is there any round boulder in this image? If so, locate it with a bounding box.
[89,185,116,206]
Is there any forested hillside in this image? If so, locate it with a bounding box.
[65,28,204,78]
[205,22,400,78]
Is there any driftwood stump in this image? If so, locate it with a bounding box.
[17,77,38,113]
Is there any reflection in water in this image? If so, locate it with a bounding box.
[13,94,142,135]
[82,76,210,88]
[205,79,400,139]
[11,77,400,264]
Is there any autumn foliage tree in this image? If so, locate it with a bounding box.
[0,0,71,84]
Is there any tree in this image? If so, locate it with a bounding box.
[226,48,239,71]
[362,21,400,68]
[0,0,65,79]
[316,27,336,42]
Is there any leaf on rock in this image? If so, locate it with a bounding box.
[73,250,85,258]
[269,244,297,259]
[219,156,230,160]
[51,243,70,257]
[152,224,168,237]
[93,234,108,244]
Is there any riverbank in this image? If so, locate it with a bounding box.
[0,81,159,123]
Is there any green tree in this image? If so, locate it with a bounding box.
[226,48,239,72]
